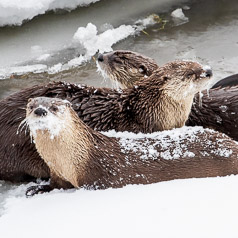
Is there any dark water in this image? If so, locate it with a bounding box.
[0,0,238,215]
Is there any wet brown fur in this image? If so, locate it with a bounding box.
[0,61,210,183]
[26,97,238,195]
[100,50,238,141]
[98,50,158,88]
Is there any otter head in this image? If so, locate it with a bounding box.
[23,97,91,188]
[97,50,158,88]
[145,60,213,100]
[133,60,213,131]
[23,97,72,140]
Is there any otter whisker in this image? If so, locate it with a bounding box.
[17,118,28,135]
[16,116,25,121]
[96,61,108,84]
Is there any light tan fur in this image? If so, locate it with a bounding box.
[154,93,194,130]
[26,99,93,188]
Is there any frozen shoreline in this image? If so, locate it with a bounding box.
[0,15,157,80]
[0,0,101,27]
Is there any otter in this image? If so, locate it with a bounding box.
[97,50,237,89]
[211,73,238,89]
[98,50,238,141]
[23,97,238,196]
[97,50,158,88]
[0,60,211,183]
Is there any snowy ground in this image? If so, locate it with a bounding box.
[1,0,238,236]
[1,175,238,238]
[0,0,100,26]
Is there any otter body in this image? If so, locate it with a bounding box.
[25,97,238,196]
[98,50,238,141]
[211,73,238,89]
[0,61,211,182]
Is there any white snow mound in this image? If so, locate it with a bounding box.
[0,0,100,26]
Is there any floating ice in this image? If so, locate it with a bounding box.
[0,15,157,79]
[73,23,136,57]
[48,63,63,74]
[171,8,189,26]
[0,64,47,79]
[67,55,86,67]
[36,54,51,62]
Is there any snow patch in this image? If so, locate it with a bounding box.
[0,0,101,26]
[171,8,189,26]
[67,55,86,67]
[0,15,157,80]
[48,63,63,74]
[70,15,157,66]
[0,64,47,79]
[36,53,51,61]
[73,23,135,57]
[103,126,233,160]
[1,176,238,238]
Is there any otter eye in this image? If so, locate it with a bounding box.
[51,106,58,112]
[139,65,147,74]
[29,105,34,110]
[163,76,169,81]
[186,71,195,79]
[114,58,122,64]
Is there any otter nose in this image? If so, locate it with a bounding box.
[205,68,213,78]
[98,54,104,62]
[34,108,47,117]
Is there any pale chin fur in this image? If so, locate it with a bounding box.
[96,61,110,83]
[96,61,122,90]
[198,76,213,106]
[17,110,66,141]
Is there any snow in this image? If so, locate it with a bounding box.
[0,0,101,26]
[171,8,188,20]
[1,125,238,236]
[67,55,86,67]
[0,64,48,78]
[171,8,189,26]
[219,105,228,113]
[36,53,51,61]
[71,16,156,63]
[103,127,234,160]
[58,15,157,71]
[0,15,157,80]
[48,63,63,74]
[18,104,67,140]
[1,175,238,238]
[73,23,135,58]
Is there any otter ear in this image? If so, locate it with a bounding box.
[139,65,148,75]
[28,98,33,103]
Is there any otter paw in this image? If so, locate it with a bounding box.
[26,185,53,197]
